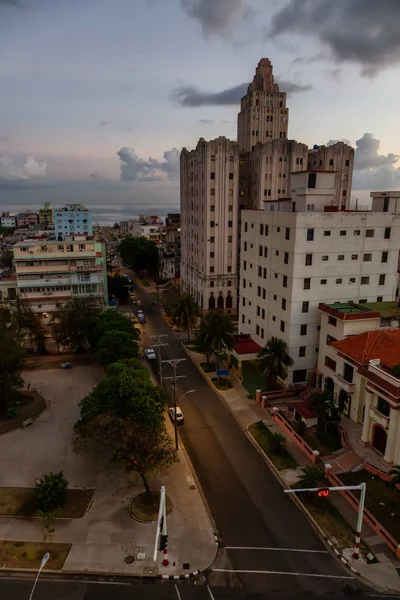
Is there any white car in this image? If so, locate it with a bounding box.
[136,309,144,316]
[145,348,156,360]
[169,406,184,424]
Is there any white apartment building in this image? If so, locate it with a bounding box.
[180,137,239,312]
[238,172,400,385]
[13,238,108,314]
[308,142,354,208]
[1,214,16,228]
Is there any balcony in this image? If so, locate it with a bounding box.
[334,373,355,393]
[69,264,102,272]
[369,406,389,429]
[16,265,70,274]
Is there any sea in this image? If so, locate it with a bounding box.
[0,180,180,225]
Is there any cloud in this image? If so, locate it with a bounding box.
[352,133,400,190]
[117,147,180,182]
[0,136,9,142]
[172,78,312,107]
[199,119,213,125]
[99,121,108,126]
[0,0,22,6]
[180,0,250,38]
[270,0,400,77]
[0,155,47,182]
[327,138,351,146]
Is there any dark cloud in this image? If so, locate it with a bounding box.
[99,121,107,126]
[352,133,400,190]
[327,138,351,146]
[199,119,213,125]
[172,78,312,107]
[117,147,180,182]
[89,173,104,181]
[0,136,9,142]
[180,0,249,38]
[270,0,400,77]
[0,0,22,6]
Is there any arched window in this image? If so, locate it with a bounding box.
[226,293,233,308]
[209,294,215,310]
[217,294,224,310]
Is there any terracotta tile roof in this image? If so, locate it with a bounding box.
[330,329,400,368]
[233,334,262,356]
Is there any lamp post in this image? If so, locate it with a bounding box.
[29,552,49,600]
[172,389,195,450]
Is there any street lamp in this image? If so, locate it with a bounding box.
[178,389,195,403]
[169,388,195,451]
[29,552,49,600]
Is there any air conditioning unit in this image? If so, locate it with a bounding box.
[369,358,380,367]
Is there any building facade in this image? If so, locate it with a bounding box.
[160,214,181,281]
[13,238,107,313]
[53,204,93,240]
[1,213,16,228]
[180,137,239,312]
[38,202,54,228]
[307,142,354,208]
[16,211,38,228]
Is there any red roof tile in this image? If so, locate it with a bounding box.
[331,329,400,369]
[233,334,262,355]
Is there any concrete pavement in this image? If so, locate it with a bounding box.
[0,366,216,577]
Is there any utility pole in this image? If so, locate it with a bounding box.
[123,283,135,320]
[162,358,186,450]
[150,334,168,386]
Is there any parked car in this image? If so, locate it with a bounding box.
[139,315,146,324]
[169,406,184,424]
[145,348,156,360]
[136,309,144,316]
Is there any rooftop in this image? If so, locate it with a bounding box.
[233,334,262,356]
[318,302,381,321]
[331,329,400,369]
[359,301,400,319]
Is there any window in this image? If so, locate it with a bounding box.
[383,198,389,212]
[228,205,233,212]
[273,294,277,300]
[324,230,331,237]
[377,296,383,302]
[260,224,264,235]
[304,278,311,290]
[349,278,356,283]
[210,252,214,258]
[340,230,346,236]
[265,225,269,235]
[258,266,262,277]
[325,356,336,372]
[382,251,388,263]
[379,274,386,286]
[227,266,232,272]
[259,245,263,257]
[228,236,232,242]
[210,172,215,179]
[210,205,215,212]
[211,188,215,196]
[361,276,370,285]
[243,278,247,288]
[285,227,290,240]
[366,229,375,238]
[262,288,266,299]
[256,325,260,335]
[327,334,337,344]
[210,266,214,273]
[302,301,309,313]
[377,397,390,418]
[262,308,265,319]
[244,222,248,232]
[281,298,286,310]
[351,254,358,260]
[284,252,289,264]
[229,173,233,180]
[263,267,267,279]
[280,320,285,333]
[277,227,281,232]
[299,346,306,358]
[359,299,367,303]
[305,254,312,266]
[261,328,264,339]
[264,246,268,258]
[257,305,260,316]
[322,256,329,261]
[210,281,214,288]
[308,173,316,188]
[241,315,245,324]
[276,250,279,256]
[300,324,307,336]
[272,316,276,322]
[210,236,215,243]
[336,278,342,284]
[328,316,337,326]
[257,286,261,297]
[283,275,288,288]
[228,221,233,227]
[343,363,354,384]
[363,253,372,262]
[321,279,327,285]
[384,227,391,239]
[354,230,360,236]
[306,229,314,241]
[210,221,215,227]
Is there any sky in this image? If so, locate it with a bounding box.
[1,0,400,219]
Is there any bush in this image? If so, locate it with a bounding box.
[295,420,306,437]
[5,407,19,420]
[36,471,68,513]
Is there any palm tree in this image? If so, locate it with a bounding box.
[389,465,400,488]
[195,324,213,365]
[269,432,287,456]
[257,337,293,389]
[298,464,327,489]
[171,294,200,342]
[310,389,335,436]
[197,311,234,368]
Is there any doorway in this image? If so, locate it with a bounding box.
[372,425,387,456]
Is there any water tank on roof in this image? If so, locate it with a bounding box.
[313,144,319,150]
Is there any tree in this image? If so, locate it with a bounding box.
[257,337,293,389]
[118,236,159,277]
[269,432,287,456]
[389,465,400,488]
[15,301,47,354]
[0,310,24,415]
[107,273,129,302]
[195,311,233,367]
[36,471,68,512]
[310,389,335,436]
[97,330,139,366]
[88,309,138,349]
[54,298,100,352]
[0,248,13,270]
[391,364,400,379]
[298,464,327,489]
[195,326,213,365]
[172,294,200,342]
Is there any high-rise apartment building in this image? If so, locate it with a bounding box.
[180,137,239,312]
[38,202,54,228]
[54,204,93,240]
[238,58,289,152]
[308,142,354,208]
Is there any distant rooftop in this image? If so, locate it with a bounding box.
[319,301,400,321]
[359,302,400,319]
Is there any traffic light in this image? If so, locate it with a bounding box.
[159,534,168,551]
[317,487,330,497]
[295,488,330,499]
[295,490,314,499]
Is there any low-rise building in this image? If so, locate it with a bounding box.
[53,204,93,240]
[1,213,16,228]
[13,237,107,314]
[16,211,38,228]
[160,213,181,282]
[38,202,54,228]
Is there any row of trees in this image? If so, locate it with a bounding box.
[118,236,159,277]
[73,359,177,492]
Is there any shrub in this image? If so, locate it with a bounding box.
[295,420,306,437]
[5,407,19,420]
[36,471,68,513]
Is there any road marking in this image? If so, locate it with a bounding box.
[225,546,329,553]
[203,575,216,600]
[212,569,353,580]
[174,583,182,599]
[0,577,129,586]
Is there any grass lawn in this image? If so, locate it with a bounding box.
[248,421,298,471]
[0,391,46,434]
[340,470,400,541]
[242,361,271,399]
[0,541,71,570]
[0,487,94,518]
[200,361,216,373]
[129,491,173,522]
[303,430,342,457]
[211,377,232,391]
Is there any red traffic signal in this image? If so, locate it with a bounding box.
[317,488,329,497]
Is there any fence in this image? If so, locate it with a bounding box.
[271,407,320,464]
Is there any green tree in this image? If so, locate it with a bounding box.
[97,330,139,366]
[36,471,68,513]
[195,311,233,367]
[257,337,293,389]
[195,326,213,365]
[310,389,335,436]
[118,236,159,277]
[298,464,327,489]
[54,298,100,352]
[107,273,129,301]
[269,432,287,456]
[172,293,200,342]
[88,309,138,348]
[0,248,13,270]
[0,310,24,415]
[391,364,400,379]
[389,465,400,487]
[15,301,47,354]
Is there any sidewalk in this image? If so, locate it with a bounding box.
[184,346,400,593]
[0,368,217,578]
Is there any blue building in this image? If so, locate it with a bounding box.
[53,204,93,240]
